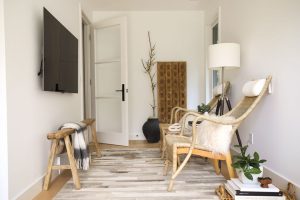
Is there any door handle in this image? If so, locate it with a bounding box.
[115,84,125,101]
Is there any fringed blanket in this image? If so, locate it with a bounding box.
[59,122,90,170]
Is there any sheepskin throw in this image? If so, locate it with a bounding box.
[197,115,234,154]
[59,122,90,170]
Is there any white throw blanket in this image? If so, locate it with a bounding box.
[59,122,90,170]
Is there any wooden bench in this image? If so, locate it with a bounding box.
[43,119,100,190]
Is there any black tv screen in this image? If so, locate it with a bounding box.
[43,8,78,93]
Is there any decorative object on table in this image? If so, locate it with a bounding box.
[157,61,187,123]
[163,76,272,192]
[197,103,211,114]
[232,145,266,184]
[208,43,243,147]
[216,184,233,200]
[167,123,181,132]
[282,182,296,200]
[224,178,284,199]
[258,177,272,188]
[141,31,160,143]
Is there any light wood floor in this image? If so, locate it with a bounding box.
[33,140,230,200]
[33,141,159,200]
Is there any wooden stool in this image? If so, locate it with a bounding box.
[82,119,101,157]
[43,119,100,190]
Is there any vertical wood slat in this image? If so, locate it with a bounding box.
[165,63,172,123]
[157,63,166,123]
[179,62,187,107]
[157,62,187,123]
[171,63,179,111]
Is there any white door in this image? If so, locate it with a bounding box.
[93,17,128,146]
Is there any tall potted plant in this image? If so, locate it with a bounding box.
[232,145,266,184]
[141,31,160,143]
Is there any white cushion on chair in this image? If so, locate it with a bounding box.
[242,79,266,97]
[196,115,234,154]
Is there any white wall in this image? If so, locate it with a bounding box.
[0,0,8,199]
[3,0,83,198]
[206,0,300,191]
[93,11,205,140]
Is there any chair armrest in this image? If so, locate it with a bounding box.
[187,112,238,125]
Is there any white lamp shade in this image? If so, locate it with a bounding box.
[209,43,240,69]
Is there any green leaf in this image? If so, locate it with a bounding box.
[248,168,262,174]
[232,163,241,168]
[259,159,267,163]
[244,172,253,180]
[249,163,260,169]
[247,154,251,160]
[240,162,247,169]
[233,155,244,160]
[254,152,259,161]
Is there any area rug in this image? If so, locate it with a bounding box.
[54,148,226,200]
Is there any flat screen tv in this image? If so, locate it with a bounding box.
[43,7,78,93]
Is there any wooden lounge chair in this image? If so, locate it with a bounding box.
[163,76,272,191]
[159,81,231,159]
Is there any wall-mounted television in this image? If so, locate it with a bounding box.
[43,7,78,93]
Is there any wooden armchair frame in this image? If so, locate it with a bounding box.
[163,76,272,191]
[159,81,231,158]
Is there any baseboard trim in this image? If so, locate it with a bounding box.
[14,171,59,200]
[13,174,45,200]
[263,165,300,198]
[230,146,300,198]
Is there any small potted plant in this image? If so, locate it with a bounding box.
[232,145,266,184]
[197,103,211,114]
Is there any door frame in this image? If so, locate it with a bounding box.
[205,6,222,102]
[82,12,92,120]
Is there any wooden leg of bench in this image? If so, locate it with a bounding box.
[43,139,58,191]
[64,135,81,190]
[91,122,101,157]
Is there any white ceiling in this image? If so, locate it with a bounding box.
[80,0,217,12]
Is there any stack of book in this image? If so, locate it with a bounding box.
[225,178,285,199]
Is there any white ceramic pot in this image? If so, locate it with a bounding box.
[236,166,263,184]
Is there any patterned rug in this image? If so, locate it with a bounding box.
[55,148,226,200]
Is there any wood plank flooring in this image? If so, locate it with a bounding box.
[33,141,159,200]
[54,148,226,199]
[34,141,229,200]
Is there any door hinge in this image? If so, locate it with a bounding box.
[89,34,91,40]
[90,79,92,85]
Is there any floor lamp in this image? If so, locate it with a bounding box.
[208,43,243,147]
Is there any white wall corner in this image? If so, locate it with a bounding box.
[0,0,8,199]
[78,3,85,120]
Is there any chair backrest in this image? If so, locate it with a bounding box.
[224,75,272,130]
[182,76,272,152]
